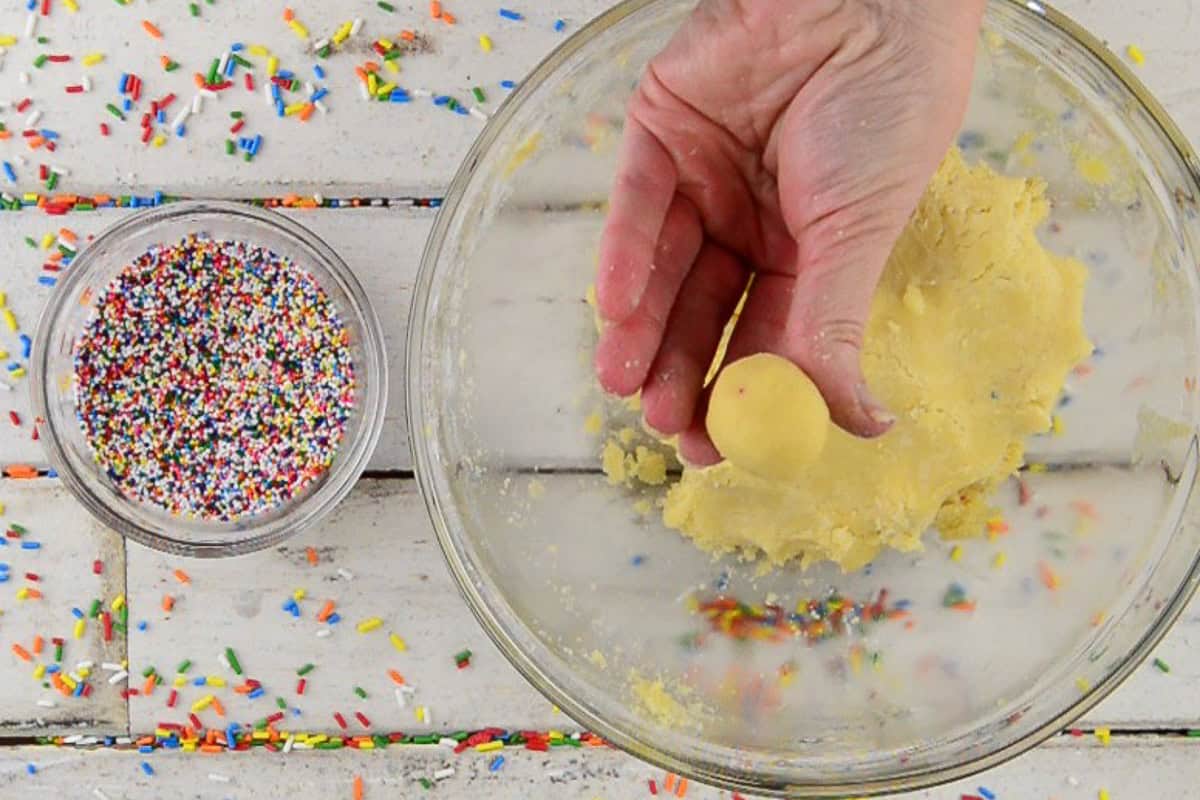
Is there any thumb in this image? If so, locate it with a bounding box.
[786,228,898,438]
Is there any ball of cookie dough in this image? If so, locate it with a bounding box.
[706,353,830,481]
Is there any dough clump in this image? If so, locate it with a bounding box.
[659,149,1092,571]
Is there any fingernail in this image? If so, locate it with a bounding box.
[856,383,896,427]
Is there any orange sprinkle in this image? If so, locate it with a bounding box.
[11,643,31,662]
[430,0,441,19]
[135,736,153,746]
[299,103,315,121]
[24,588,42,600]
[48,250,63,263]
[1073,363,1094,377]
[986,519,1009,535]
[950,601,976,613]
[4,465,38,478]
[664,774,676,793]
[173,568,191,585]
[387,669,405,685]
[200,743,223,753]
[363,61,380,73]
[27,136,45,149]
[306,547,319,565]
[282,7,295,21]
[1039,561,1061,591]
[31,635,43,655]
[400,30,415,41]
[211,697,226,717]
[353,776,364,800]
[0,131,11,141]
[159,55,172,69]
[162,594,175,612]
[141,20,163,39]
[143,675,156,695]
[234,684,254,695]
[316,600,335,622]
[675,777,688,798]
[442,11,456,24]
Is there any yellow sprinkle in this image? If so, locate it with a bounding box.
[475,740,503,752]
[10,367,24,379]
[0,503,5,515]
[40,233,55,250]
[1076,676,1091,693]
[1126,44,1145,65]
[376,82,396,96]
[383,59,399,75]
[1098,790,1110,800]
[15,588,28,601]
[356,617,383,634]
[991,551,1007,569]
[551,705,561,714]
[151,134,166,147]
[367,73,378,95]
[0,291,6,307]
[181,742,196,752]
[288,19,309,39]
[78,667,90,678]
[332,29,349,45]
[949,545,963,562]
[73,619,86,639]
[358,739,376,749]
[173,675,187,688]
[32,664,45,680]
[60,674,76,690]
[111,594,125,611]
[82,53,105,66]
[206,675,226,687]
[414,706,425,723]
[284,102,306,116]
[248,44,270,56]
[389,632,407,652]
[0,351,7,360]
[479,34,493,52]
[292,588,306,601]
[191,694,214,712]
[251,730,269,741]
[267,55,279,76]
[1051,415,1064,436]
[548,730,563,741]
[1096,726,1111,746]
[63,0,77,10]
[1027,462,1048,474]
[0,36,16,47]
[21,193,37,203]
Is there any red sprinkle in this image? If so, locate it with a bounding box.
[15,98,32,112]
[101,611,113,642]
[230,120,245,134]
[65,85,84,94]
[333,712,347,730]
[649,780,658,795]
[188,713,202,730]
[354,711,371,728]
[41,0,49,15]
[167,689,178,708]
[47,54,71,63]
[99,122,110,136]
[24,572,38,582]
[296,678,306,695]
[159,93,176,108]
[9,411,20,427]
[93,559,103,574]
[244,72,254,91]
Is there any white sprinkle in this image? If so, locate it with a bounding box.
[314,100,328,114]
[400,684,416,696]
[394,688,407,709]
[35,717,44,726]
[413,88,433,98]
[191,93,203,114]
[81,74,91,92]
[358,82,369,101]
[93,789,111,800]
[25,109,41,128]
[114,737,132,745]
[316,628,332,638]
[50,165,69,177]
[1068,776,1080,787]
[337,568,354,581]
[282,735,295,754]
[217,51,230,76]
[433,767,455,781]
[24,13,36,38]
[216,651,230,671]
[75,660,93,670]
[68,671,82,683]
[62,735,81,744]
[263,82,274,105]
[438,737,457,748]
[350,17,364,36]
[77,737,99,746]
[207,773,231,783]
[36,699,55,708]
[313,192,324,205]
[424,705,433,726]
[469,106,489,121]
[0,101,9,110]
[0,382,12,392]
[199,88,218,99]
[312,38,329,51]
[570,732,581,740]
[304,81,315,96]
[108,670,128,685]
[100,662,123,672]
[19,71,29,85]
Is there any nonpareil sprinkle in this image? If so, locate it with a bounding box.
[72,235,356,521]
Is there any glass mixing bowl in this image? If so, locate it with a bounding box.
[33,201,387,557]
[410,0,1200,795]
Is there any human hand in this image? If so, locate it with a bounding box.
[593,0,986,465]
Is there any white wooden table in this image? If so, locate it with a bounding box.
[0,1,1195,797]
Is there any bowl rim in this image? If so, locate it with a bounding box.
[31,199,388,558]
[408,0,1200,794]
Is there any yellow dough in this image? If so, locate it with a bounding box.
[658,149,1092,571]
[707,353,830,481]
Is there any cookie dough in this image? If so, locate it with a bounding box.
[707,353,830,481]
[658,149,1091,571]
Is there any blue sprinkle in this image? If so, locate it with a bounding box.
[39,129,59,140]
[275,100,285,118]
[230,42,244,52]
[433,95,451,106]
[140,761,154,776]
[225,724,239,750]
[313,64,325,79]
[161,738,180,749]
[45,468,57,478]
[154,190,164,205]
[247,687,265,699]
[630,555,645,566]
[498,8,522,20]
[271,83,281,101]
[978,788,995,800]
[277,69,294,80]
[311,87,328,102]
[454,105,468,115]
[224,58,236,78]
[156,109,166,124]
[20,541,40,550]
[250,134,263,155]
[44,664,58,673]
[71,607,84,619]
[326,612,341,624]
[174,124,186,138]
[122,98,133,112]
[6,362,18,372]
[25,0,35,9]
[3,162,16,184]
[499,80,516,90]
[0,574,9,583]
[25,763,35,775]
[137,620,148,631]
[73,682,84,697]
[488,755,505,772]
[138,745,153,754]
[554,18,566,32]
[18,334,30,359]
[429,198,442,208]
[389,90,411,103]
[0,563,8,571]
[193,676,207,686]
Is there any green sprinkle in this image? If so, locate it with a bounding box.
[24,237,36,248]
[378,1,396,10]
[253,718,268,730]
[112,621,126,633]
[419,778,432,790]
[53,643,62,662]
[105,103,125,121]
[229,110,243,119]
[383,50,400,61]
[9,523,26,534]
[36,36,49,44]
[44,172,57,190]
[472,87,486,103]
[453,649,472,663]
[317,45,331,59]
[289,79,299,92]
[75,203,95,211]
[353,686,367,699]
[207,58,219,85]
[243,152,253,163]
[314,740,343,750]
[88,599,101,619]
[224,647,242,675]
[1154,657,1171,673]
[141,666,156,678]
[275,697,288,710]
[189,2,199,15]
[225,139,235,155]
[164,60,179,72]
[176,659,192,674]
[296,663,315,676]
[1188,729,1200,738]
[33,54,48,68]
[233,55,252,69]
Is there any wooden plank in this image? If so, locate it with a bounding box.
[122,475,1200,736]
[0,735,1189,799]
[0,0,615,197]
[0,479,125,735]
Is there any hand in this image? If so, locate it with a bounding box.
[593,0,985,465]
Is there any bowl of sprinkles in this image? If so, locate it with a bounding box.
[33,201,386,556]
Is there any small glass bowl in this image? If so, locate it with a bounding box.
[32,201,387,557]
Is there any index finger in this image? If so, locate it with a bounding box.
[595,115,677,324]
